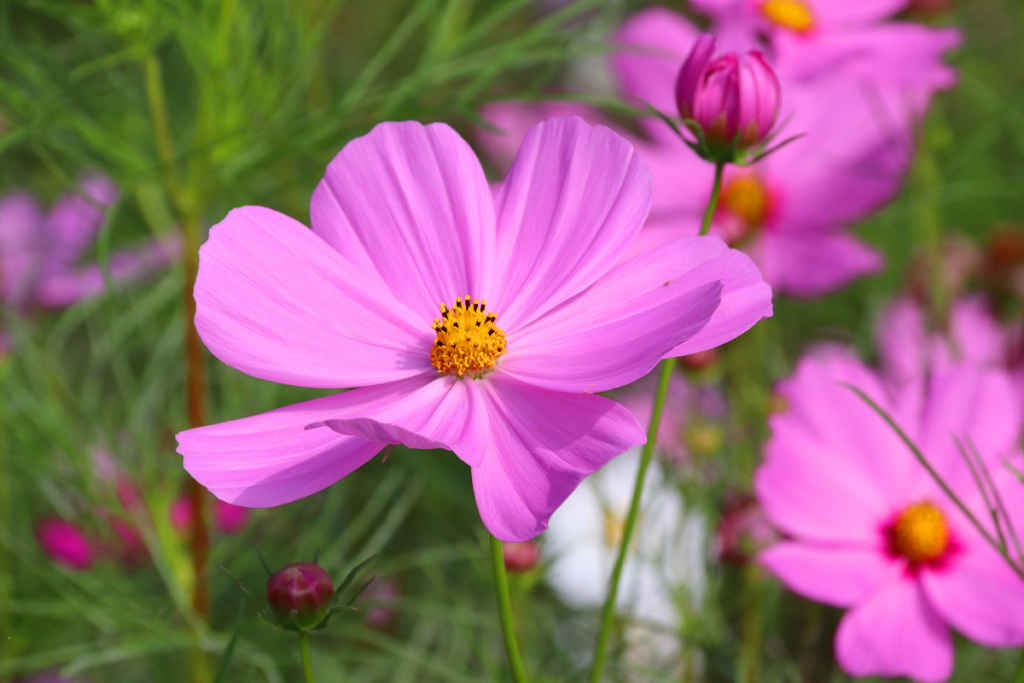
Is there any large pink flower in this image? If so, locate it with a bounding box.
[0,175,179,311]
[480,8,909,296]
[176,117,772,542]
[757,348,1024,682]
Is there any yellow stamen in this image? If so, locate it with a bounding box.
[430,296,507,378]
[603,509,626,548]
[762,0,815,32]
[721,175,770,228]
[891,502,950,564]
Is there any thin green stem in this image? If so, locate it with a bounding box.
[299,632,315,683]
[589,357,677,683]
[490,534,530,683]
[699,163,725,236]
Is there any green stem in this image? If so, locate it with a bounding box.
[699,163,725,236]
[490,534,530,683]
[589,357,677,683]
[299,632,315,683]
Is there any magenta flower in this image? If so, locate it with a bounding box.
[176,117,771,541]
[36,517,94,571]
[675,34,781,155]
[0,176,179,313]
[757,348,1024,682]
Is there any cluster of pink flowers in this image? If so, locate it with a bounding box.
[479,1,959,297]
[0,175,178,355]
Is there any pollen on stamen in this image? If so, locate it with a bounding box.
[430,296,507,378]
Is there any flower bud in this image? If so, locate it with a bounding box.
[714,494,777,565]
[907,0,953,17]
[503,541,541,573]
[36,517,93,571]
[267,562,335,631]
[676,35,781,161]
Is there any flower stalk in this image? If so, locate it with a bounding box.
[490,534,530,683]
[143,52,210,620]
[589,356,677,683]
[299,632,316,683]
[700,163,725,236]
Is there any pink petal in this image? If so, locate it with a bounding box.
[760,541,897,607]
[612,8,701,140]
[922,537,1024,647]
[0,191,45,305]
[176,378,458,506]
[310,121,496,321]
[491,116,651,331]
[914,366,1023,497]
[756,350,917,542]
[478,101,604,172]
[501,240,726,393]
[320,374,489,467]
[812,0,907,25]
[664,236,772,356]
[835,576,954,683]
[42,174,118,275]
[471,374,645,541]
[757,229,883,297]
[194,205,431,388]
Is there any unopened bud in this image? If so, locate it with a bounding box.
[503,541,541,573]
[267,562,335,631]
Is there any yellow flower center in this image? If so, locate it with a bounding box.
[430,296,507,378]
[762,0,815,32]
[603,510,626,548]
[891,502,950,564]
[721,175,770,229]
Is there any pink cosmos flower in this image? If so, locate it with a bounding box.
[36,517,94,571]
[481,8,908,296]
[689,0,961,118]
[675,35,781,153]
[0,175,179,312]
[176,117,772,542]
[757,348,1024,682]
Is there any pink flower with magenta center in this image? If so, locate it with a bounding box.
[757,348,1024,682]
[176,117,772,541]
[676,34,781,151]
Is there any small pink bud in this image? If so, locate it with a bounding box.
[502,541,540,573]
[214,501,250,534]
[267,562,335,630]
[676,35,781,158]
[36,518,93,571]
[679,349,718,371]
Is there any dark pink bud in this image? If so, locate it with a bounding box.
[502,541,540,573]
[36,518,93,571]
[267,562,335,630]
[676,35,781,153]
[679,349,718,371]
